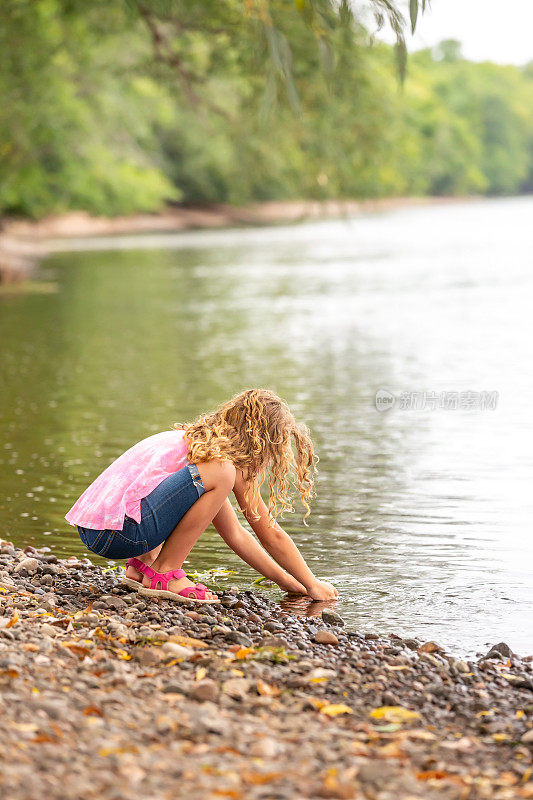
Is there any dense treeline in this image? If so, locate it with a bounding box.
[1,1,532,218]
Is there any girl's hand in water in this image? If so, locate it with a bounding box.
[277,573,308,595]
[307,579,338,600]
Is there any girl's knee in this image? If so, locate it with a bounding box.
[197,460,236,494]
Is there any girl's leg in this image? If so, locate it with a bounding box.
[141,460,236,597]
[125,542,162,582]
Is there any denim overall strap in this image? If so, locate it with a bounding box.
[187,463,206,499]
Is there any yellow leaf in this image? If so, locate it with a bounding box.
[114,648,132,660]
[493,733,510,741]
[234,646,255,660]
[169,635,207,649]
[369,706,420,724]
[308,697,328,710]
[516,710,525,719]
[196,667,207,681]
[320,704,353,717]
[230,668,244,677]
[310,676,328,683]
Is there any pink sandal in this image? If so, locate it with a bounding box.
[138,566,220,604]
[121,557,149,590]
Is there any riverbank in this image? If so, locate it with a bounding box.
[1,539,532,800]
[0,196,462,284]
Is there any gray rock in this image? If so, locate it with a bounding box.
[259,635,288,649]
[321,608,345,626]
[483,641,514,660]
[264,621,284,633]
[224,631,253,647]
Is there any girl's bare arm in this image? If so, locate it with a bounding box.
[211,498,307,594]
[232,470,338,600]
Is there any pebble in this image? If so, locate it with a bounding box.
[250,737,281,758]
[321,609,344,626]
[0,538,530,800]
[189,679,219,702]
[483,641,515,660]
[161,642,194,659]
[224,631,253,647]
[314,629,339,646]
[13,558,39,574]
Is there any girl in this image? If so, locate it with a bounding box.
[65,389,338,604]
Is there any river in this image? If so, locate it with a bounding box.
[1,196,532,655]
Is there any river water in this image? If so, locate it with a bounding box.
[1,197,532,655]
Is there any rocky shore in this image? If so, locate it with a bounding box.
[1,540,532,800]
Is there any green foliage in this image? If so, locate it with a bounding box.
[0,2,532,219]
[0,1,177,217]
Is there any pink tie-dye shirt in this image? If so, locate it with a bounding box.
[65,429,190,531]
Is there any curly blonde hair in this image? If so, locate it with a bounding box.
[174,389,316,523]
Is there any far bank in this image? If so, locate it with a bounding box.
[0,195,468,286]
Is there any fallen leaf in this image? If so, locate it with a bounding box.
[62,642,92,658]
[369,706,421,724]
[234,646,255,660]
[242,771,282,785]
[256,678,280,697]
[196,667,207,681]
[418,770,449,781]
[320,704,353,717]
[32,734,59,744]
[83,706,103,716]
[385,664,410,671]
[6,610,19,628]
[99,745,139,757]
[113,648,132,660]
[307,697,328,710]
[377,741,406,759]
[168,635,207,649]
[0,668,20,678]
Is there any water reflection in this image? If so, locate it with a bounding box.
[1,197,532,655]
